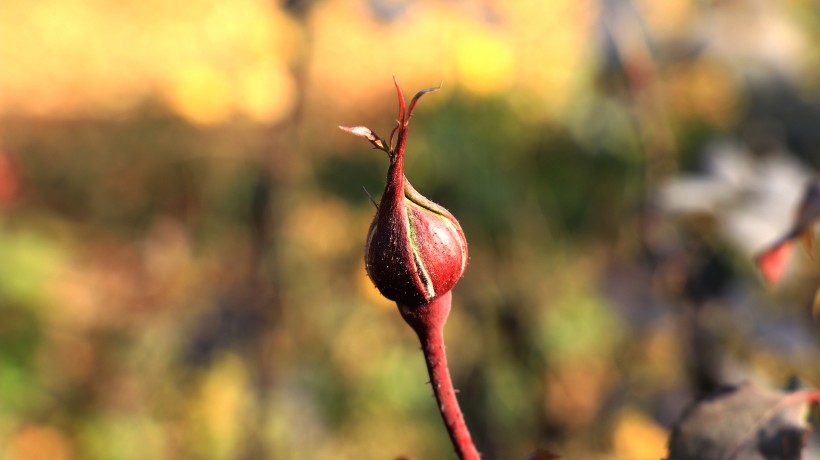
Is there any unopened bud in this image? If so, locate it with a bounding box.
[341,79,468,307]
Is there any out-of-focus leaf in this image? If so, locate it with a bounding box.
[0,230,66,307]
[5,424,73,460]
[667,383,819,460]
[613,409,669,460]
[755,239,794,286]
[657,143,812,257]
[755,178,820,286]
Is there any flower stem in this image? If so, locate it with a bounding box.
[398,291,481,460]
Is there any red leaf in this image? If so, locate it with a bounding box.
[754,179,820,285]
[755,240,794,286]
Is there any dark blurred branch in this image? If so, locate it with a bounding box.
[599,0,677,197]
[232,3,317,459]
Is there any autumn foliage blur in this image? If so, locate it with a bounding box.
[1,0,820,459]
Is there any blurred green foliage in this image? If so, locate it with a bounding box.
[2,1,820,459]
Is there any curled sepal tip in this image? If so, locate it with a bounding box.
[339,125,388,153]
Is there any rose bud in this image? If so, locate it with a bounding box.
[340,79,468,308]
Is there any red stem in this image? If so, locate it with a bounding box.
[398,292,481,460]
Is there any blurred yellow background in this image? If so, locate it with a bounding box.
[1,0,819,459]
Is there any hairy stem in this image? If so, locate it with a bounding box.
[398,292,480,460]
[420,322,480,460]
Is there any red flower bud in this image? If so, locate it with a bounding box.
[340,79,468,307]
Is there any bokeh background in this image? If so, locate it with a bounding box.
[1,0,820,459]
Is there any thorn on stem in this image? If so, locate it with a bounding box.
[362,186,378,209]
